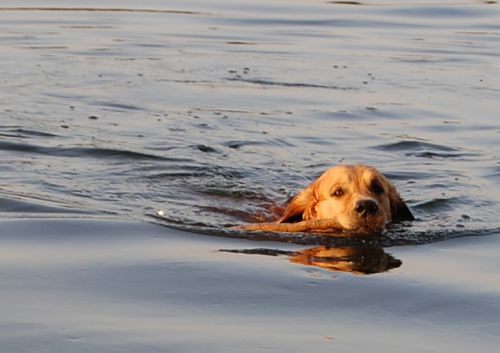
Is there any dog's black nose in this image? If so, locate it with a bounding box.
[355,200,378,216]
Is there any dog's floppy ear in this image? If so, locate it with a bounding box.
[388,184,414,222]
[278,185,317,223]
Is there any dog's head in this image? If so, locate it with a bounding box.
[279,164,413,233]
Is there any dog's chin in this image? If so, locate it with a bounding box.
[340,217,387,235]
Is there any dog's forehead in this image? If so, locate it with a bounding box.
[323,164,378,178]
[320,165,355,183]
[319,165,383,186]
[360,166,382,183]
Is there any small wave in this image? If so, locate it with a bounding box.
[383,171,434,181]
[224,138,294,149]
[151,215,500,249]
[225,140,261,149]
[144,164,249,182]
[0,196,95,215]
[375,140,478,159]
[227,77,356,90]
[0,127,60,139]
[386,6,488,19]
[67,147,185,161]
[21,46,68,50]
[0,141,187,162]
[409,151,477,159]
[92,101,144,111]
[412,197,465,212]
[220,17,424,29]
[327,1,363,5]
[146,171,213,180]
[376,140,458,152]
[0,7,208,16]
[194,144,220,153]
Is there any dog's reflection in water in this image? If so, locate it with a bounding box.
[221,246,401,275]
[290,246,401,275]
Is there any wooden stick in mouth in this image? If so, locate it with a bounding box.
[232,219,343,233]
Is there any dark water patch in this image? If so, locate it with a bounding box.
[135,43,171,49]
[225,140,260,149]
[196,205,274,224]
[386,6,489,19]
[0,127,60,139]
[0,8,208,16]
[458,31,500,36]
[317,111,361,121]
[195,187,275,203]
[61,147,184,162]
[219,17,425,30]
[383,171,435,181]
[374,140,477,159]
[228,77,357,90]
[144,164,249,182]
[382,224,500,247]
[485,165,500,182]
[220,248,293,256]
[313,108,405,122]
[0,196,95,215]
[92,101,144,111]
[226,41,258,45]
[376,140,458,152]
[0,140,54,154]
[0,35,38,41]
[146,170,214,180]
[21,46,68,50]
[410,151,477,159]
[327,1,363,5]
[225,138,294,149]
[14,129,60,138]
[157,79,215,85]
[194,144,220,153]
[391,56,471,64]
[60,25,117,29]
[413,197,466,213]
[295,135,338,146]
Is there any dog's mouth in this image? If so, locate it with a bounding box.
[341,215,387,235]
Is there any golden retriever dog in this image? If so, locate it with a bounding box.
[236,164,414,235]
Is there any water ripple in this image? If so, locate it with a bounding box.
[374,140,478,159]
[228,77,357,90]
[376,140,458,152]
[0,141,187,162]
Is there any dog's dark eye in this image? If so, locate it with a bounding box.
[371,181,384,194]
[332,188,344,197]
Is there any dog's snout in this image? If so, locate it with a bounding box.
[355,199,378,217]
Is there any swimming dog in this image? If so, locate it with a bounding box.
[237,164,414,234]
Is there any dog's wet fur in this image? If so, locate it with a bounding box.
[277,164,414,233]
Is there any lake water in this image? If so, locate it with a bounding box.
[1,1,500,352]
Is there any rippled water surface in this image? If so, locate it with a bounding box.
[1,0,500,246]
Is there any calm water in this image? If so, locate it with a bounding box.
[1,0,499,246]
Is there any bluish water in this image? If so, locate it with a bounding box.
[0,0,499,246]
[1,3,500,352]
